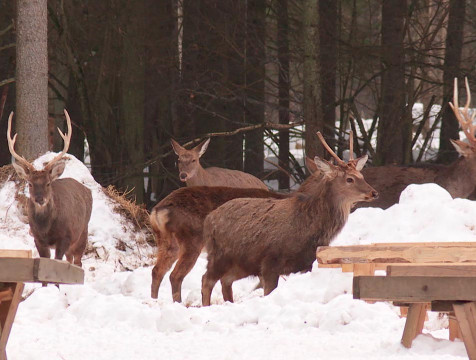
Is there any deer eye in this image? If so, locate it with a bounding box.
[192,159,196,163]
[346,177,354,183]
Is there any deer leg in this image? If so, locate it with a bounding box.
[54,235,70,261]
[201,256,231,306]
[65,230,87,267]
[261,259,280,296]
[151,243,179,299]
[169,244,201,303]
[220,267,249,303]
[35,241,51,259]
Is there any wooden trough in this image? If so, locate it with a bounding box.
[0,249,84,360]
[316,242,476,359]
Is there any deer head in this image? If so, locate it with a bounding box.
[171,138,210,182]
[8,110,72,208]
[314,131,378,203]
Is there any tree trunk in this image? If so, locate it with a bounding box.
[278,0,290,189]
[120,0,146,203]
[144,0,178,205]
[0,1,15,166]
[319,0,337,155]
[376,0,408,165]
[244,0,265,177]
[439,0,465,163]
[303,0,322,159]
[16,0,48,160]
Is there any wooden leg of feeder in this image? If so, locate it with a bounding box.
[453,302,476,360]
[401,303,427,348]
[0,282,24,360]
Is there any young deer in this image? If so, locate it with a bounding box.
[150,186,288,302]
[358,78,476,209]
[170,138,268,189]
[201,132,378,306]
[8,110,93,267]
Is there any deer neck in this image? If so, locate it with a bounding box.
[186,163,210,187]
[294,177,350,246]
[436,157,476,198]
[29,198,56,231]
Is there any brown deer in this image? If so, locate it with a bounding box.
[150,186,288,302]
[358,78,476,210]
[201,132,378,306]
[7,110,93,267]
[170,138,268,189]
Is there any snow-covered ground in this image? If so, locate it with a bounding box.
[0,153,473,360]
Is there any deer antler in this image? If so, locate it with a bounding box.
[316,131,346,166]
[449,77,476,145]
[7,112,35,172]
[45,109,73,168]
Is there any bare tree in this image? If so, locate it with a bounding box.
[376,0,408,165]
[16,0,49,160]
[303,0,322,159]
[439,0,466,163]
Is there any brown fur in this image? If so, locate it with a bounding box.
[201,159,377,306]
[358,154,476,209]
[150,186,288,302]
[21,168,92,267]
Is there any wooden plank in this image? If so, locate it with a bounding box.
[353,263,375,276]
[35,258,84,284]
[449,314,462,341]
[0,282,24,360]
[0,250,31,258]
[401,303,427,348]
[387,265,476,277]
[0,258,84,284]
[317,245,476,265]
[353,276,476,302]
[453,302,476,360]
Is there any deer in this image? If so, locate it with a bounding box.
[201,132,378,306]
[357,78,476,210]
[170,138,268,189]
[150,186,288,302]
[7,110,93,267]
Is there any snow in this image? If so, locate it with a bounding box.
[0,152,472,360]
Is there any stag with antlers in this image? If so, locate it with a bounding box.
[359,78,476,209]
[7,110,92,266]
[201,132,377,306]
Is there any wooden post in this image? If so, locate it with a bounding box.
[449,314,461,341]
[0,282,24,360]
[453,302,476,359]
[401,303,427,348]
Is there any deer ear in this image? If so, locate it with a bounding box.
[170,139,184,155]
[313,156,335,177]
[354,154,369,171]
[48,159,66,181]
[451,139,474,157]
[195,138,210,158]
[12,162,30,180]
[305,156,318,174]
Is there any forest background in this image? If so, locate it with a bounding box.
[0,0,473,209]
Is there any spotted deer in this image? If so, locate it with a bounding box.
[201,132,378,306]
[150,186,288,302]
[170,138,268,189]
[359,78,476,209]
[7,110,92,267]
